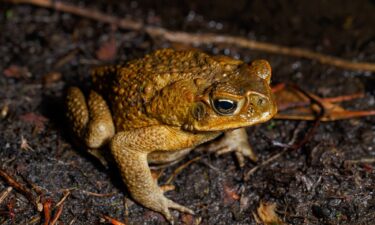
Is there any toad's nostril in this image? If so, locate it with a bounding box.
[257,97,265,106]
[247,92,268,106]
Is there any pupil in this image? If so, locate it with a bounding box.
[214,99,237,115]
[217,100,233,110]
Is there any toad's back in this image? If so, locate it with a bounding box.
[91,49,222,131]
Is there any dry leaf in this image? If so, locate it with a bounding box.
[19,112,48,131]
[96,38,117,61]
[256,201,285,225]
[20,136,33,151]
[181,213,194,225]
[43,71,62,85]
[223,183,240,205]
[3,65,31,79]
[1,104,9,119]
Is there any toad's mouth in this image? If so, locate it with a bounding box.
[192,103,277,132]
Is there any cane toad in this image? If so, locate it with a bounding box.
[66,49,277,223]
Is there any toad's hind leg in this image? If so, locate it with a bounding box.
[66,87,115,165]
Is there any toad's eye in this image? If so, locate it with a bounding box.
[213,99,237,115]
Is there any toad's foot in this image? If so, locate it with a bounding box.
[153,195,194,224]
[207,128,257,167]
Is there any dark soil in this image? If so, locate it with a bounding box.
[0,0,374,224]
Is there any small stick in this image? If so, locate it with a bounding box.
[0,187,13,205]
[80,190,117,197]
[55,190,70,208]
[271,83,286,93]
[43,199,52,225]
[244,148,289,181]
[123,197,129,223]
[101,214,127,225]
[147,27,375,72]
[165,156,202,184]
[19,174,45,196]
[322,93,364,103]
[50,203,64,225]
[0,168,37,207]
[345,158,375,164]
[7,0,142,30]
[68,217,77,225]
[28,215,41,224]
[6,0,375,72]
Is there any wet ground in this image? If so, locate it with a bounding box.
[0,0,374,224]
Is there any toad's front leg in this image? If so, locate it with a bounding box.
[206,128,258,167]
[110,126,214,224]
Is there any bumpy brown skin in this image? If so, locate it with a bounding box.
[66,49,277,224]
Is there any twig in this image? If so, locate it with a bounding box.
[123,197,129,223]
[6,0,375,72]
[80,190,117,197]
[28,215,41,224]
[6,0,142,30]
[50,203,64,225]
[55,190,70,208]
[19,174,45,196]
[165,156,202,184]
[274,110,375,121]
[200,160,221,172]
[0,168,37,208]
[345,158,375,164]
[68,217,77,225]
[0,187,13,205]
[323,93,364,103]
[147,27,375,72]
[271,83,286,93]
[244,149,289,181]
[43,199,52,225]
[101,215,126,225]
